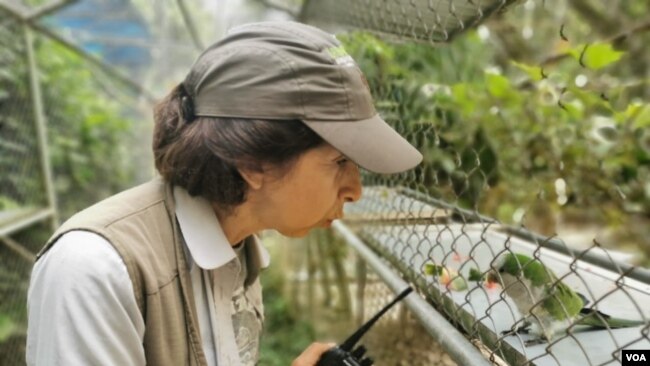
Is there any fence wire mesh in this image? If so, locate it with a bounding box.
[301,0,517,43]
[0,1,157,364]
[0,8,49,234]
[274,229,457,366]
[0,10,44,365]
[358,278,457,366]
[302,0,650,365]
[1,0,649,365]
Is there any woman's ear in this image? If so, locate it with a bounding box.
[238,167,265,190]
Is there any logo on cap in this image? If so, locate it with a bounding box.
[327,46,356,67]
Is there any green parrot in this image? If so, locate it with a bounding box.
[486,253,646,346]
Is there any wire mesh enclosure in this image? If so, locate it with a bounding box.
[0,10,44,365]
[0,1,156,364]
[0,6,54,237]
[1,0,649,365]
[343,203,650,365]
[301,0,519,42]
[320,0,650,364]
[271,229,458,366]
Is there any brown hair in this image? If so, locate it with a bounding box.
[153,84,324,212]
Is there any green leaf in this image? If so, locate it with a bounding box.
[569,43,625,70]
[563,100,585,120]
[618,102,650,129]
[423,263,443,276]
[451,83,476,114]
[565,86,611,110]
[0,315,15,342]
[485,72,511,98]
[511,61,545,81]
[468,268,484,282]
[635,108,650,129]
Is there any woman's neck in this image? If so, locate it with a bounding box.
[212,201,260,246]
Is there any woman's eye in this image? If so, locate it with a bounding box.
[337,158,349,166]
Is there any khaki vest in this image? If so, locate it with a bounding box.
[38,179,209,366]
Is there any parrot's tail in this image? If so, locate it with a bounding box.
[576,308,646,329]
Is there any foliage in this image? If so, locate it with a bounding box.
[0,242,31,365]
[338,2,650,261]
[0,19,46,211]
[259,257,316,365]
[37,39,139,219]
[0,315,15,343]
[0,22,142,365]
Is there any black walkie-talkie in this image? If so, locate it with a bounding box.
[316,286,414,366]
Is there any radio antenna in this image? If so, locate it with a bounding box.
[339,286,414,351]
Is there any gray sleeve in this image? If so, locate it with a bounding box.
[26,230,146,366]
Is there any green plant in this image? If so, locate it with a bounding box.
[339,21,650,261]
[37,38,139,219]
[0,27,143,365]
[259,262,316,365]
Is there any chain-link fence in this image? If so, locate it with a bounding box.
[0,1,158,364]
[0,1,295,363]
[1,7,51,365]
[298,0,650,365]
[272,229,457,366]
[0,9,58,363]
[301,0,518,42]
[2,0,649,365]
[0,5,55,238]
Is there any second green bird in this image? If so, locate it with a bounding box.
[486,252,645,346]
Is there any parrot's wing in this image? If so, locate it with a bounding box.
[576,291,590,307]
[577,308,646,329]
[543,282,584,321]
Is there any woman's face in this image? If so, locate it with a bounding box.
[257,143,362,237]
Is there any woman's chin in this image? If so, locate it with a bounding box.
[278,223,327,238]
[278,228,311,238]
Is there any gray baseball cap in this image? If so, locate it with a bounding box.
[183,21,422,174]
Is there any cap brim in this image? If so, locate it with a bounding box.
[303,114,423,174]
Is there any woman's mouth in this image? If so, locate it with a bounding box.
[322,213,343,228]
[323,218,339,227]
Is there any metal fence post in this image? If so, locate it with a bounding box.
[332,220,494,366]
[24,23,59,229]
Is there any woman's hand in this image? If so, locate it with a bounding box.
[291,342,336,366]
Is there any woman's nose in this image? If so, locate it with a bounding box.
[341,164,362,203]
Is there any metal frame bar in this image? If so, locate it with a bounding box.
[24,23,59,230]
[399,187,650,284]
[0,0,152,240]
[297,0,311,22]
[0,0,156,101]
[255,0,299,18]
[0,209,55,237]
[0,0,28,18]
[332,220,493,366]
[26,0,78,20]
[0,235,35,263]
[29,20,155,101]
[175,0,204,51]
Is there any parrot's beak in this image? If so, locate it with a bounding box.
[486,270,499,285]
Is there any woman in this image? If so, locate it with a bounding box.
[27,21,422,365]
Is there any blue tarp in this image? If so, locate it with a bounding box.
[43,0,151,72]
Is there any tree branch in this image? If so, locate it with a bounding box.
[540,19,650,67]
